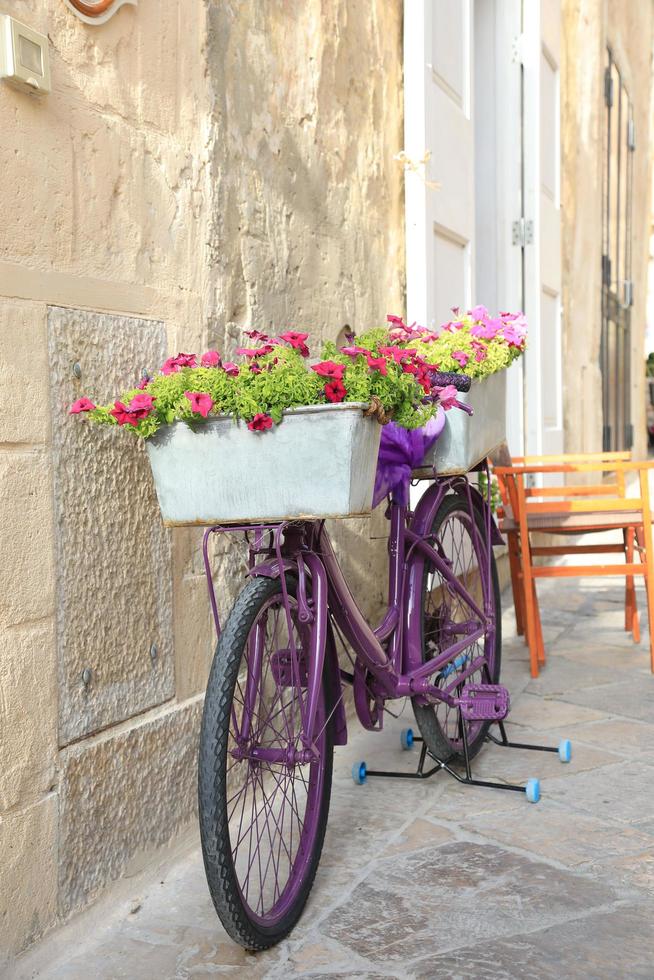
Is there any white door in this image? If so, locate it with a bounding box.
[404,0,474,330]
[404,0,563,461]
[522,0,563,456]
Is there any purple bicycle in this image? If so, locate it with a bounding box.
[197,375,570,951]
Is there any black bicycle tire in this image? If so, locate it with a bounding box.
[412,493,502,764]
[198,574,334,951]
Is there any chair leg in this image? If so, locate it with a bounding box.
[637,469,654,673]
[624,527,640,643]
[532,581,546,666]
[508,532,525,637]
[521,551,541,678]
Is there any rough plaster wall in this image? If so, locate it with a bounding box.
[561,0,654,456]
[204,0,404,621]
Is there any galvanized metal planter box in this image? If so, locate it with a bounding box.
[145,402,381,525]
[417,371,507,476]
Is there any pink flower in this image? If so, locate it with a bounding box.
[136,376,151,390]
[69,397,95,414]
[201,350,222,368]
[249,364,262,374]
[452,350,470,368]
[501,324,525,348]
[222,361,239,376]
[161,353,197,375]
[436,385,459,411]
[379,346,416,363]
[339,345,369,358]
[471,341,487,363]
[237,345,275,358]
[324,380,347,403]
[471,315,502,340]
[312,360,345,381]
[366,355,388,376]
[451,306,460,315]
[280,331,310,357]
[248,413,274,431]
[244,329,271,342]
[386,314,408,328]
[469,305,488,321]
[129,393,156,412]
[184,391,214,418]
[110,401,139,426]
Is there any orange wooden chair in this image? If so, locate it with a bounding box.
[491,450,654,677]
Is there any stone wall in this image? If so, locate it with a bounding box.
[561,0,653,457]
[0,0,404,961]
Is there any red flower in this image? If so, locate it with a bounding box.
[136,376,151,390]
[161,353,197,375]
[69,397,95,414]
[248,413,274,431]
[110,401,140,426]
[222,361,239,376]
[280,331,310,357]
[184,391,214,418]
[366,355,388,376]
[201,350,221,368]
[244,329,271,342]
[311,360,345,381]
[387,314,408,328]
[324,380,347,403]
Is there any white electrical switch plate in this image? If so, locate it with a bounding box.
[0,15,51,94]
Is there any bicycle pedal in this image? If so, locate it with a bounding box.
[457,684,510,721]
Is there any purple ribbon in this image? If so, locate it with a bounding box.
[373,408,446,508]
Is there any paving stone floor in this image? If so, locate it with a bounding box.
[13,576,654,979]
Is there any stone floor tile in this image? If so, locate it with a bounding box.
[523,657,617,696]
[411,904,654,980]
[567,717,654,758]
[544,760,654,824]
[556,678,654,723]
[320,842,616,966]
[502,694,607,731]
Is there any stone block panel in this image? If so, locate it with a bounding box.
[0,795,58,960]
[58,697,202,916]
[0,622,58,813]
[48,307,174,744]
[0,452,55,626]
[0,300,50,445]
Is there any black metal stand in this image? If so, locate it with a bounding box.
[363,719,565,799]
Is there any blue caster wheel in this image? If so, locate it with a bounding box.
[352,761,367,785]
[400,727,415,751]
[525,778,541,804]
[558,738,572,763]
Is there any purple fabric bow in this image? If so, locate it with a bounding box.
[373,409,446,508]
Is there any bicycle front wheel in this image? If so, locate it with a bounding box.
[412,492,501,764]
[198,574,333,950]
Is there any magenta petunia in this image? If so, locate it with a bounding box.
[339,345,369,358]
[236,344,275,358]
[129,393,156,412]
[452,350,470,368]
[386,314,407,328]
[184,391,214,418]
[69,397,96,414]
[280,331,310,357]
[324,380,347,403]
[110,401,139,426]
[469,305,488,321]
[161,353,197,375]
[311,360,345,381]
[366,355,388,376]
[201,350,222,368]
[136,376,151,390]
[436,384,459,411]
[248,413,274,431]
[222,361,239,376]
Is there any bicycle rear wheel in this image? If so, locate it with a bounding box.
[412,492,501,764]
[198,574,333,950]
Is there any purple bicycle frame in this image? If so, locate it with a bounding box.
[202,467,502,755]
